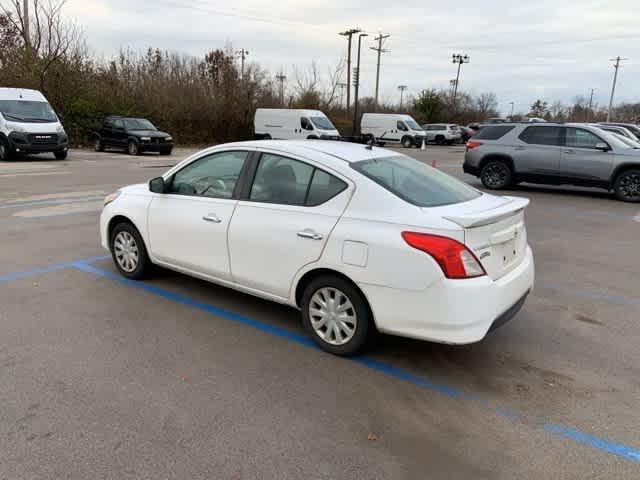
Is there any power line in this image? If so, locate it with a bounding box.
[339,28,361,117]
[370,33,390,111]
[607,56,628,122]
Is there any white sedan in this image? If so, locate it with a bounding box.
[100,141,534,355]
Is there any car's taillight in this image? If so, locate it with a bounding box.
[466,140,483,150]
[401,232,486,279]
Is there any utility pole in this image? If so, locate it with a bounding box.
[451,54,470,110]
[352,33,368,135]
[370,33,390,110]
[509,102,515,119]
[276,72,287,106]
[339,28,361,118]
[607,56,627,121]
[337,82,347,109]
[236,48,249,80]
[398,85,408,109]
[588,88,595,121]
[23,0,29,49]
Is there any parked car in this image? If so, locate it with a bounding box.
[593,124,637,140]
[459,125,476,142]
[361,113,426,148]
[482,117,508,124]
[598,122,640,141]
[463,123,640,202]
[254,109,340,140]
[0,87,68,160]
[101,140,534,355]
[91,116,173,156]
[421,124,462,145]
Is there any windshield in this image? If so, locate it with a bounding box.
[309,116,336,131]
[352,155,481,207]
[123,118,156,130]
[405,119,423,131]
[0,100,58,123]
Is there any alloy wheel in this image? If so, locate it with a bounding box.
[113,231,139,273]
[308,287,358,346]
[483,163,509,188]
[618,172,640,201]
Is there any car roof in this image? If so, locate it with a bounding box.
[211,140,402,165]
[0,88,47,102]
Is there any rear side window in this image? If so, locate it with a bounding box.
[519,126,563,146]
[306,170,347,206]
[352,155,480,208]
[473,125,515,140]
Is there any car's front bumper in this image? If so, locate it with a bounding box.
[359,246,534,344]
[139,140,173,152]
[8,132,68,153]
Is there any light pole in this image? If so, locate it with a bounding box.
[451,54,470,110]
[607,56,627,122]
[337,82,347,110]
[339,28,361,117]
[509,102,515,119]
[352,33,368,135]
[398,85,408,110]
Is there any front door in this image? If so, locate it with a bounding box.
[514,125,564,175]
[228,152,351,298]
[112,119,128,147]
[147,150,249,280]
[562,127,615,180]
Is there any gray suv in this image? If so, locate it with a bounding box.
[463,123,640,202]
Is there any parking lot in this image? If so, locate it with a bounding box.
[1,145,639,479]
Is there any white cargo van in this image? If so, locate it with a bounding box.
[0,88,68,160]
[360,113,426,148]
[254,109,340,140]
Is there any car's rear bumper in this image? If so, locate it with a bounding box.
[463,161,480,175]
[359,246,534,344]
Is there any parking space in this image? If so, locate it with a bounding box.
[1,146,639,478]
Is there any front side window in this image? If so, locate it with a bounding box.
[113,119,125,129]
[397,121,409,132]
[519,126,563,146]
[301,117,314,131]
[352,155,480,207]
[309,116,335,131]
[404,119,423,131]
[123,118,156,130]
[565,128,604,149]
[169,151,247,198]
[0,100,57,123]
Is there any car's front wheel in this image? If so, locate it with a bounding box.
[613,169,640,202]
[401,136,414,148]
[127,140,140,156]
[110,222,151,279]
[54,150,68,160]
[481,160,513,190]
[301,275,374,356]
[0,139,12,161]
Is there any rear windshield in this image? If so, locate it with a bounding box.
[474,125,515,140]
[352,155,480,207]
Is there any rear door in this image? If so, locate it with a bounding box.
[514,126,563,174]
[562,127,615,180]
[228,152,351,298]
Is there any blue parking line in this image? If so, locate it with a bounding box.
[0,195,104,210]
[0,255,110,283]
[70,260,640,465]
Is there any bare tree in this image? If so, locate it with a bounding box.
[475,92,498,117]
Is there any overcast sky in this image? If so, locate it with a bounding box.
[66,0,638,115]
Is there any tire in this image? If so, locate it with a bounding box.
[94,137,104,152]
[376,142,386,147]
[0,138,12,161]
[481,160,513,190]
[301,275,374,356]
[54,150,68,160]
[613,169,640,202]
[307,135,319,140]
[401,136,414,148]
[264,134,272,140]
[109,222,152,280]
[160,149,172,156]
[435,135,445,145]
[127,140,140,156]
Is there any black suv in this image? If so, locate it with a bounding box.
[91,116,173,155]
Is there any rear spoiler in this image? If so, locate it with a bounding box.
[443,196,530,228]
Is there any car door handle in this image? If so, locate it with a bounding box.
[514,146,526,151]
[563,149,576,154]
[202,214,222,223]
[297,230,323,240]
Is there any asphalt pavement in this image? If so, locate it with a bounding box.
[1,145,639,479]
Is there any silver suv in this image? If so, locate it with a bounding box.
[463,123,640,202]
[421,124,462,145]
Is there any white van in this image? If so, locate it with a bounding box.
[361,113,427,148]
[254,109,340,140]
[0,88,68,160]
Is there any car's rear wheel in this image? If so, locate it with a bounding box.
[401,136,413,148]
[301,275,374,356]
[127,140,140,156]
[110,222,151,280]
[481,160,513,190]
[435,135,445,145]
[613,169,640,202]
[94,137,104,152]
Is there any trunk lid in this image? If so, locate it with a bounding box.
[425,194,529,280]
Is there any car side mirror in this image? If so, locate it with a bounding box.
[149,177,166,193]
[595,142,610,151]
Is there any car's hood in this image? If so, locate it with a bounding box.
[121,183,150,195]
[130,130,170,138]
